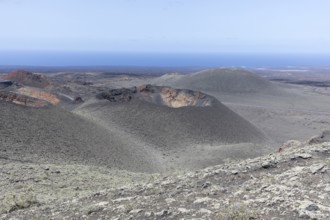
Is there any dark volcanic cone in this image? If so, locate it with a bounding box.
[89,85,267,147]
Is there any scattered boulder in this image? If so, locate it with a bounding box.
[97,87,136,103]
[1,140,330,219]
[297,201,320,219]
[295,153,313,159]
[306,204,319,211]
[307,130,330,144]
[74,96,84,103]
[261,159,278,169]
[278,140,302,152]
[155,209,171,217]
[84,202,109,215]
[309,163,327,174]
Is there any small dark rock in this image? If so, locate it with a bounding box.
[202,182,212,189]
[261,160,277,169]
[306,204,319,211]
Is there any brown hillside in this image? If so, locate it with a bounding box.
[0,91,49,107]
[1,70,51,88]
[16,87,60,105]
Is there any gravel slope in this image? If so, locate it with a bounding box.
[75,98,266,148]
[0,101,160,172]
[74,92,271,171]
[151,68,279,94]
[1,140,329,219]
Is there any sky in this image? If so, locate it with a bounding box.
[0,0,330,54]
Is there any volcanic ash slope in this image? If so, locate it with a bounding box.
[151,68,278,93]
[75,85,271,172]
[0,101,159,173]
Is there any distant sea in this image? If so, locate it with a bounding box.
[0,51,329,68]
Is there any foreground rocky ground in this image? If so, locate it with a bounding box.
[1,140,329,220]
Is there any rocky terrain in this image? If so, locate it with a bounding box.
[148,68,330,146]
[0,80,13,89]
[0,91,49,107]
[15,87,60,105]
[0,138,329,219]
[1,68,330,219]
[75,84,270,172]
[0,70,51,88]
[0,70,61,107]
[97,84,215,108]
[0,77,270,173]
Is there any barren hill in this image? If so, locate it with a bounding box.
[1,70,51,88]
[0,101,160,173]
[0,91,49,107]
[152,68,278,93]
[0,84,269,173]
[75,85,270,171]
[0,70,63,106]
[15,87,60,105]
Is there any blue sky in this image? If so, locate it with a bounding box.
[0,0,330,54]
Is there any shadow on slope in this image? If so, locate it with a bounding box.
[0,102,160,173]
[151,68,279,94]
[74,85,271,171]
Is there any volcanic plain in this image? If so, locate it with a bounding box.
[0,68,329,219]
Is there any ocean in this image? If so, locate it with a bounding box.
[0,51,329,68]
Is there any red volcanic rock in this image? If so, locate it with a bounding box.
[0,91,49,107]
[1,70,51,88]
[16,87,60,105]
[97,84,215,108]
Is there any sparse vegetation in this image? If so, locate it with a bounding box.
[1,190,39,213]
[217,203,256,220]
[148,173,161,183]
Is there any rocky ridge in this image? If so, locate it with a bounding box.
[1,140,329,219]
[97,84,215,108]
[0,70,61,107]
[151,68,278,94]
[16,87,60,105]
[0,91,49,107]
[1,70,51,88]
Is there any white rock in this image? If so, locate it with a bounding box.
[296,153,312,159]
[199,208,212,215]
[112,196,135,203]
[309,163,326,174]
[129,209,143,214]
[165,198,176,204]
[324,185,330,192]
[178,208,190,214]
[193,197,213,204]
[96,201,109,207]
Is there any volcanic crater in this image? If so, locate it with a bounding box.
[97,84,216,108]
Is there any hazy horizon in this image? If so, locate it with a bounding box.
[1,0,330,57]
[1,51,330,68]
